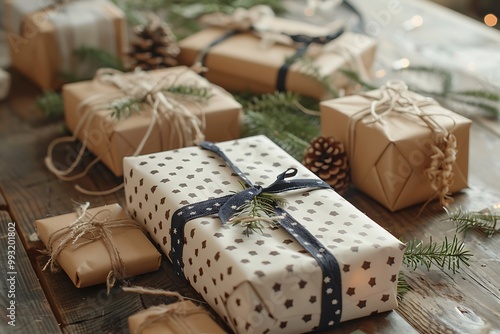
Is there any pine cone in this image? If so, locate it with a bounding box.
[128,15,180,71]
[303,136,350,195]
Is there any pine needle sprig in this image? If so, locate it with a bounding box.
[110,97,143,119]
[340,69,378,90]
[397,271,410,300]
[165,85,214,102]
[446,207,499,237]
[36,91,64,118]
[74,46,125,71]
[291,56,338,99]
[229,185,288,237]
[403,235,472,273]
[243,91,301,113]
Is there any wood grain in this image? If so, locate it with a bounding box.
[0,210,61,333]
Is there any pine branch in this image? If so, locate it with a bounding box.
[242,92,321,161]
[166,85,214,102]
[446,207,499,237]
[291,56,338,99]
[110,97,143,119]
[403,235,472,273]
[397,271,410,300]
[36,91,64,118]
[74,47,125,71]
[230,184,288,237]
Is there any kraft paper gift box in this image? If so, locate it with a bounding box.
[62,66,242,177]
[320,80,472,212]
[177,16,376,100]
[36,203,161,288]
[4,0,127,90]
[128,300,226,334]
[123,135,405,334]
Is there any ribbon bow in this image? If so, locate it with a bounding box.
[353,80,458,209]
[45,67,208,195]
[43,202,142,293]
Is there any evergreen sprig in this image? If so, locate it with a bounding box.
[397,271,410,300]
[110,97,143,119]
[291,56,338,99]
[340,68,377,90]
[242,92,320,160]
[36,91,64,118]
[166,85,214,102]
[446,207,499,237]
[402,235,472,273]
[230,184,288,237]
[74,46,125,71]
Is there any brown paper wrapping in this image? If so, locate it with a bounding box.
[128,300,226,334]
[178,18,376,100]
[63,66,242,176]
[320,90,472,212]
[4,0,127,90]
[35,203,161,288]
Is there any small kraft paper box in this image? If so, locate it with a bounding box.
[177,15,376,100]
[320,80,472,212]
[62,66,242,177]
[128,300,226,334]
[124,135,405,334]
[36,203,161,288]
[4,0,127,90]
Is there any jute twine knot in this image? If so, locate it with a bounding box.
[43,202,142,293]
[123,286,207,334]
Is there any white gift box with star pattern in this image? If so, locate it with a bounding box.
[124,135,405,334]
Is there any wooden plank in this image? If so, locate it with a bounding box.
[0,210,61,333]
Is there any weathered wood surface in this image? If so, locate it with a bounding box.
[0,210,61,333]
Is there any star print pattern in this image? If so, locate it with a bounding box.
[123,135,405,334]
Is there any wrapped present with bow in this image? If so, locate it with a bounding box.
[320,80,472,212]
[4,0,127,90]
[123,135,405,334]
[45,66,242,191]
[124,286,226,334]
[177,6,377,100]
[35,203,161,290]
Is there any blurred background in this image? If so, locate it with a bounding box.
[432,0,500,28]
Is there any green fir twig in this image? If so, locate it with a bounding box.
[166,85,214,102]
[74,46,125,71]
[110,97,143,119]
[446,207,499,237]
[397,271,410,300]
[230,184,288,237]
[402,235,472,273]
[291,56,338,99]
[340,68,377,90]
[36,91,64,118]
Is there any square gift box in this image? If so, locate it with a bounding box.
[128,300,226,334]
[320,80,472,212]
[177,16,376,100]
[62,66,242,176]
[4,0,127,90]
[124,135,405,334]
[36,203,161,288]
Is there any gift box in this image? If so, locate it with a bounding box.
[320,80,472,212]
[128,300,225,334]
[61,66,242,177]
[4,0,127,90]
[124,135,405,334]
[177,15,376,100]
[35,203,161,288]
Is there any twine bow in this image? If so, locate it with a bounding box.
[351,80,458,209]
[123,286,206,334]
[42,202,142,293]
[199,5,274,32]
[45,67,208,195]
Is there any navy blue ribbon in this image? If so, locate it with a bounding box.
[198,30,241,67]
[169,141,343,329]
[276,28,344,92]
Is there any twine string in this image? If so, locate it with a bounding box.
[42,202,142,293]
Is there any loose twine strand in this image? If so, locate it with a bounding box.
[123,286,207,334]
[45,67,208,195]
[349,80,458,211]
[42,202,142,293]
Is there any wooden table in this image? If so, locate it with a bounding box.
[1,1,499,334]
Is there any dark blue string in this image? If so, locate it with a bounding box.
[198,30,241,68]
[169,142,343,329]
[276,28,345,92]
